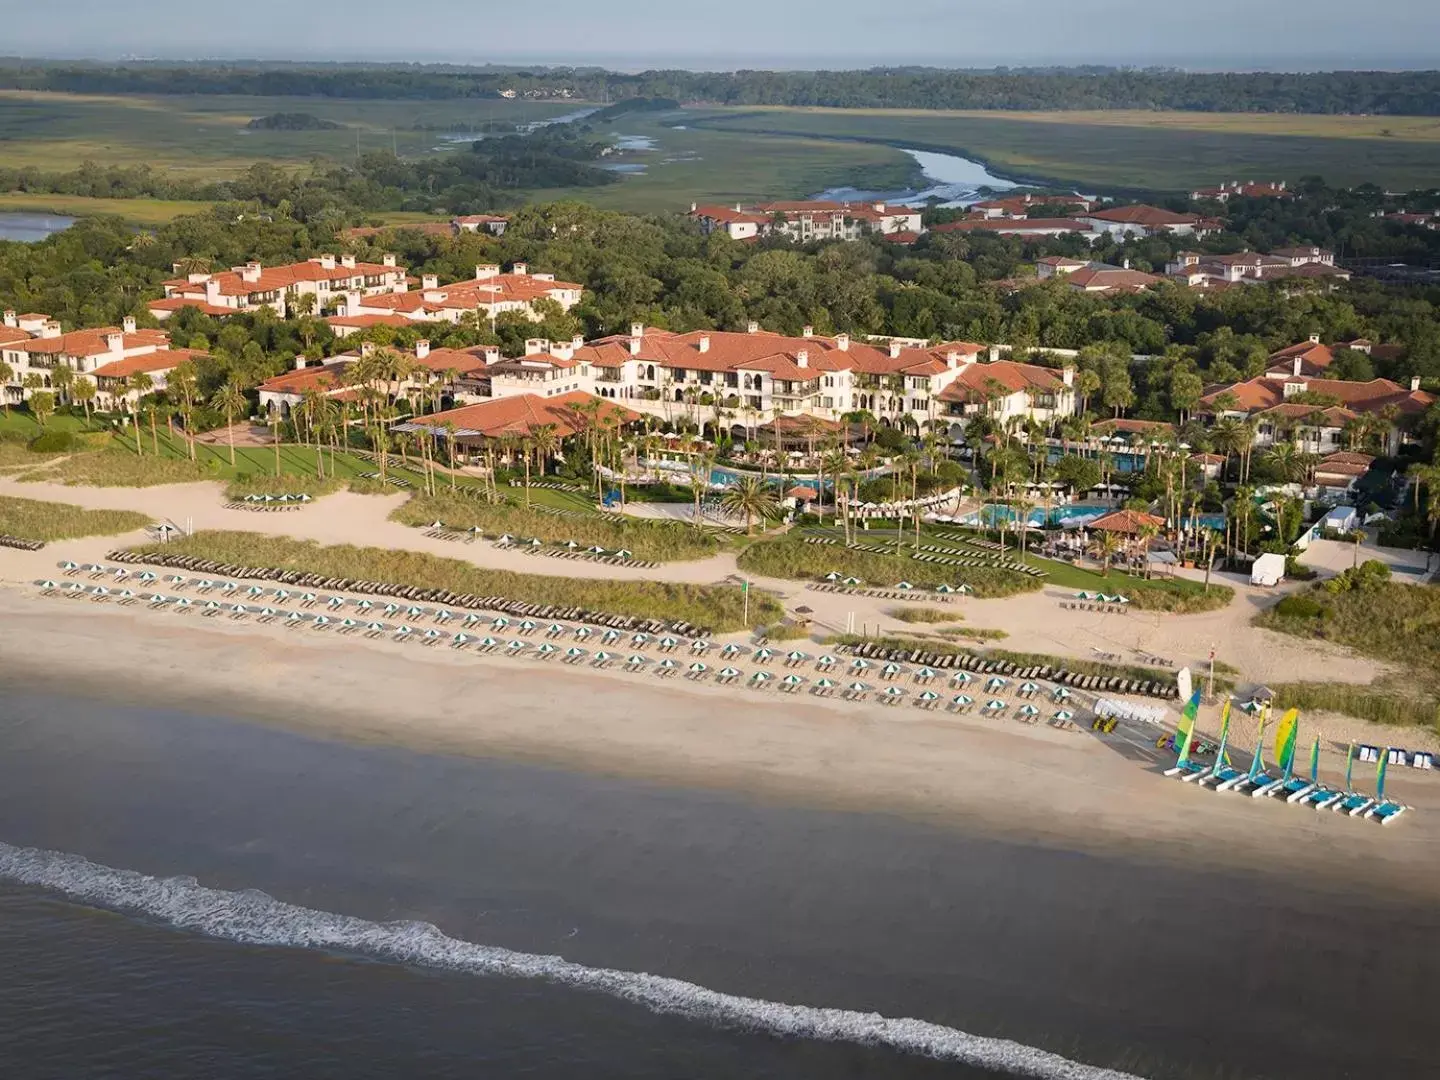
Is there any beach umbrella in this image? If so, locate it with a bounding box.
[497,534,515,545]
[420,628,442,641]
[283,610,304,623]
[196,579,214,591]
[260,607,278,618]
[378,603,399,616]
[230,604,248,616]
[394,625,412,638]
[918,690,940,703]
[219,582,237,594]
[564,540,579,550]
[1053,686,1072,701]
[1018,704,1041,717]
[786,650,809,663]
[934,584,955,594]
[692,640,711,653]
[754,647,774,662]
[615,549,633,560]
[1076,591,1091,600]
[881,662,904,678]
[429,520,444,528]
[434,609,455,623]
[953,694,974,707]
[366,621,385,633]
[492,616,510,629]
[536,642,558,656]
[479,636,499,648]
[587,546,606,555]
[406,606,426,619]
[38,580,58,590]
[986,676,1008,691]
[601,629,621,643]
[895,581,914,590]
[519,619,536,632]
[1239,699,1265,714]
[573,626,592,639]
[300,592,318,604]
[985,699,1007,711]
[244,585,265,598]
[326,596,345,608]
[751,671,772,683]
[341,619,359,631]
[273,589,291,602]
[656,658,678,671]
[526,538,542,547]
[314,615,332,627]
[850,658,871,671]
[566,647,587,660]
[817,655,837,668]
[954,584,973,595]
[823,571,842,582]
[165,574,186,585]
[782,674,805,687]
[847,681,870,694]
[689,661,708,674]
[593,650,614,663]
[1054,710,1075,722]
[1116,596,1131,604]
[544,621,564,635]
[1020,682,1040,695]
[883,686,906,699]
[356,599,374,612]
[842,576,863,587]
[719,666,742,679]
[137,571,158,583]
[659,636,678,650]
[632,633,650,646]
[59,582,82,594]
[815,677,836,689]
[506,639,527,651]
[626,654,649,667]
[60,561,79,572]
[915,667,937,682]
[203,600,221,612]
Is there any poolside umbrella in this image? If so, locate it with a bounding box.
[986,676,1008,691]
[918,690,941,703]
[1054,710,1075,722]
[751,671,772,684]
[689,661,708,674]
[883,686,906,700]
[842,576,863,586]
[850,658,871,671]
[719,666,742,679]
[506,640,527,651]
[915,667,937,682]
[536,642,558,657]
[656,658,678,672]
[985,699,1007,711]
[895,581,914,590]
[953,694,974,708]
[1018,704,1041,717]
[566,647,587,660]
[626,654,649,667]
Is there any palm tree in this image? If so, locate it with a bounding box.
[169,362,200,461]
[211,379,248,467]
[520,434,535,506]
[1089,531,1123,577]
[1211,416,1247,483]
[530,423,560,480]
[126,372,153,456]
[50,363,74,408]
[72,377,96,423]
[1263,442,1304,484]
[0,360,12,415]
[720,475,777,536]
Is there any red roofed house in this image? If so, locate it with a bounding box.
[1264,336,1337,378]
[404,391,638,454]
[1060,262,1164,294]
[933,218,1100,241]
[0,315,183,404]
[160,253,408,317]
[690,200,923,242]
[934,357,1076,441]
[451,214,509,236]
[1165,249,1343,288]
[1199,373,1434,455]
[1190,180,1290,202]
[90,347,209,410]
[970,193,1102,219]
[146,296,238,321]
[1079,205,1211,239]
[340,263,583,325]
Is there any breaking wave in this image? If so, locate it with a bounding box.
[0,840,1144,1079]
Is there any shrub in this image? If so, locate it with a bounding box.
[1275,594,1327,620]
[347,476,397,496]
[888,606,958,624]
[20,450,213,487]
[27,431,76,453]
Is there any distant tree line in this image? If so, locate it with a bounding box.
[3,62,1440,114]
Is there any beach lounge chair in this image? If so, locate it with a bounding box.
[881,686,906,705]
[717,666,741,684]
[781,674,805,694]
[983,699,1007,715]
[625,654,649,670]
[812,677,836,697]
[816,655,837,671]
[564,647,587,664]
[655,658,678,676]
[750,671,773,690]
[916,690,941,710]
[785,650,809,667]
[845,682,871,701]
[951,695,974,713]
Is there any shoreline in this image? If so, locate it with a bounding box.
[3,585,1436,902]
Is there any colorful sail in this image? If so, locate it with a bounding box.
[1309,734,1321,783]
[1273,708,1299,774]
[1344,741,1356,791]
[1246,707,1270,780]
[1214,700,1233,766]
[1174,690,1202,766]
[1376,749,1390,800]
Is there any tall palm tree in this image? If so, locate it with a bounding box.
[211,379,249,467]
[126,371,153,456]
[1263,442,1303,484]
[72,377,96,423]
[1089,531,1123,577]
[530,423,560,479]
[168,362,200,461]
[720,475,777,536]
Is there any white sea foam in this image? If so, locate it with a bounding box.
[0,841,1146,1079]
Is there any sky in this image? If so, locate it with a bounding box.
[7,0,1439,70]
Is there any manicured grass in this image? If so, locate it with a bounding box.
[736,534,1040,598]
[0,411,102,437]
[0,91,585,177]
[684,105,1440,191]
[128,531,777,632]
[391,491,719,562]
[0,494,149,541]
[0,192,206,225]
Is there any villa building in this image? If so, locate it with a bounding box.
[451,214,509,236]
[1189,180,1291,202]
[159,254,409,317]
[331,263,583,326]
[1165,249,1346,288]
[1078,205,1213,239]
[689,201,924,243]
[1036,258,1163,293]
[0,314,202,407]
[934,218,1100,241]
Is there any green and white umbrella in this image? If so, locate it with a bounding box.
[850,658,871,671]
[934,584,956,594]
[506,639,527,651]
[751,670,772,683]
[1018,703,1041,717]
[986,676,1009,691]
[480,636,499,648]
[782,674,805,686]
[952,694,974,707]
[492,616,510,629]
[918,690,940,702]
[593,650,615,663]
[719,666,742,679]
[689,661,708,674]
[915,667,937,681]
[720,643,744,657]
[1053,687,1071,700]
[815,677,836,689]
[816,655,838,668]
[1054,710,1075,722]
[626,654,649,667]
[883,686,906,698]
[842,576,863,587]
[601,629,621,643]
[1020,682,1040,694]
[895,581,914,590]
[535,642,558,656]
[824,571,842,582]
[565,647,587,659]
[984,699,1007,711]
[881,662,904,677]
[656,658,678,671]
[573,626,592,639]
[786,650,808,662]
[847,681,871,694]
[951,671,973,684]
[754,647,774,662]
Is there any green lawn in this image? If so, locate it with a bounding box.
[682,105,1440,192]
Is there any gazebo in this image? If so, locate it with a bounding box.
[1087,509,1166,537]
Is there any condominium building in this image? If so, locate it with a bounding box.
[689,201,924,243]
[329,263,583,326]
[159,254,409,317]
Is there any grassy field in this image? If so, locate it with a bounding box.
[682,106,1440,192]
[129,530,777,632]
[0,191,205,225]
[0,494,149,541]
[524,112,920,212]
[0,91,587,177]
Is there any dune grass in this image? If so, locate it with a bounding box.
[1269,681,1440,735]
[224,473,343,500]
[127,531,776,632]
[736,536,1039,598]
[392,491,719,562]
[888,606,960,624]
[0,494,149,541]
[20,449,215,487]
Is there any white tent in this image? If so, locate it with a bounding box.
[1250,551,1286,587]
[1323,505,1358,533]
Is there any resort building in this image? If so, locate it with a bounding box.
[969,193,1103,219]
[1078,205,1213,239]
[1189,180,1291,202]
[0,315,187,402]
[159,254,409,317]
[1165,250,1346,288]
[933,218,1100,241]
[333,264,583,325]
[1198,373,1435,455]
[89,348,209,411]
[451,214,509,236]
[688,201,924,243]
[1037,259,1163,294]
[401,391,638,453]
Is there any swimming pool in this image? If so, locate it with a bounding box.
[960,504,1112,528]
[1046,447,1149,474]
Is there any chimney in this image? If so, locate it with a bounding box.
[1412,375,1423,392]
[340,254,356,269]
[205,279,222,300]
[511,262,528,276]
[630,321,645,339]
[105,331,124,354]
[945,349,959,368]
[1062,366,1075,387]
[802,325,814,338]
[796,350,809,368]
[525,338,548,356]
[835,333,849,351]
[382,253,397,267]
[2,310,15,328]
[122,315,136,334]
[241,262,262,283]
[1309,333,1321,344]
[571,335,584,351]
[889,341,903,359]
[361,342,376,357]
[747,321,760,334]
[475,264,500,280]
[1293,357,1304,377]
[1123,258,1131,270]
[422,274,439,291]
[698,334,710,353]
[40,321,62,339]
[294,356,308,371]
[415,340,430,360]
[481,346,501,364]
[319,253,336,270]
[629,337,641,357]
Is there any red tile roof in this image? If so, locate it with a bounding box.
[934,218,1091,235]
[1200,376,1434,417]
[90,348,207,380]
[258,361,355,396]
[411,391,636,439]
[12,327,169,357]
[147,297,236,318]
[1265,340,1334,376]
[1088,509,1166,534]
[936,360,1066,403]
[1086,205,1202,227]
[1065,266,1163,291]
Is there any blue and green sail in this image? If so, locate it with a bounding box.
[1344,741,1356,791]
[1377,748,1390,801]
[1245,707,1270,781]
[1309,733,1322,784]
[1213,700,1233,767]
[1273,708,1300,780]
[1174,690,1203,767]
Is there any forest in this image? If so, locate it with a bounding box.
[4,62,1440,115]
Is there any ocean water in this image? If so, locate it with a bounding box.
[0,680,1432,1079]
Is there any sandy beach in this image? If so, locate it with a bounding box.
[2,583,1436,901]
